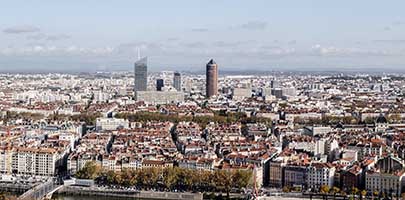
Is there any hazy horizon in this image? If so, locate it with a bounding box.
[1,65,405,75]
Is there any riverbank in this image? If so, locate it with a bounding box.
[0,182,33,194]
[258,197,322,200]
[56,186,203,200]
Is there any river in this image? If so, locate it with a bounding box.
[52,194,161,200]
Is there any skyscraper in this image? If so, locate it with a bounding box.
[173,72,181,92]
[270,80,280,89]
[156,79,164,91]
[134,57,148,92]
[206,59,218,98]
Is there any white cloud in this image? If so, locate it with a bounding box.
[231,20,268,31]
[191,28,209,32]
[0,45,115,56]
[373,39,405,44]
[2,41,402,70]
[46,34,71,41]
[311,44,393,56]
[26,33,47,40]
[182,42,206,48]
[27,33,71,41]
[3,25,40,34]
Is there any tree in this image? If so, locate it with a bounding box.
[200,170,214,191]
[190,170,204,191]
[279,103,288,108]
[320,185,330,194]
[135,169,146,187]
[282,186,291,193]
[213,170,233,197]
[232,170,253,190]
[75,161,102,179]
[113,172,123,185]
[182,169,195,190]
[331,186,340,195]
[106,170,116,185]
[0,193,7,200]
[115,111,263,129]
[0,193,17,200]
[76,166,256,194]
[351,187,359,195]
[373,190,379,197]
[163,167,178,190]
[360,190,367,199]
[121,168,137,186]
[70,112,101,125]
[364,117,375,124]
[388,113,401,123]
[142,168,159,188]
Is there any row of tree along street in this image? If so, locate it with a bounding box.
[75,162,253,197]
[115,111,272,128]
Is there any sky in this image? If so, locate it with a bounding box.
[1,0,405,72]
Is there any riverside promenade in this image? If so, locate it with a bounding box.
[0,182,33,194]
[57,185,203,200]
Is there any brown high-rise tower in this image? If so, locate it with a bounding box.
[206,59,218,98]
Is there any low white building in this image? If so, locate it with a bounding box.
[306,162,336,188]
[135,91,184,104]
[0,149,12,174]
[96,118,129,131]
[232,88,252,100]
[11,147,67,176]
[366,170,405,195]
[305,126,332,136]
[315,138,339,156]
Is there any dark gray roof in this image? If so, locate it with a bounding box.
[376,114,388,123]
[207,59,216,65]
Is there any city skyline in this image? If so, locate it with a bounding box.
[1,0,405,72]
[3,1,405,200]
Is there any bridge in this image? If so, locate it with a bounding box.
[17,179,60,200]
[44,184,64,199]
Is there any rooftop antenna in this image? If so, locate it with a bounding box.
[137,47,141,60]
